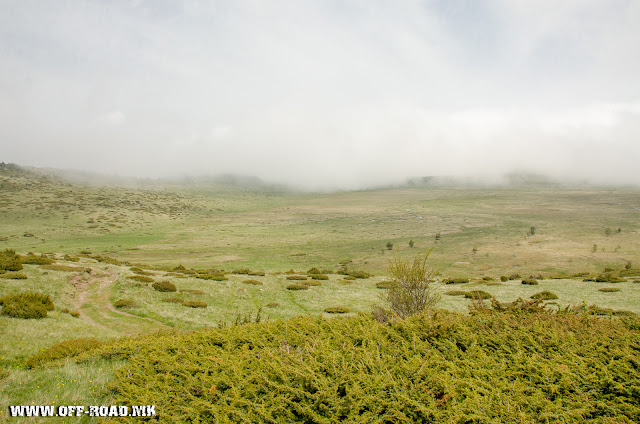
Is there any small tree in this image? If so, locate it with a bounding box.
[386,242,393,250]
[383,249,439,319]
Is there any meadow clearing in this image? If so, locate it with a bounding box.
[1,163,639,422]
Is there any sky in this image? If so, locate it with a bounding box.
[1,0,639,190]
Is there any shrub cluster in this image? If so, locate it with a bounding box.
[286,284,308,290]
[464,290,492,300]
[598,287,621,292]
[152,281,177,292]
[0,249,22,271]
[0,272,27,279]
[286,275,307,281]
[521,279,538,285]
[0,292,54,319]
[443,278,469,284]
[530,291,558,300]
[113,299,137,309]
[25,338,103,369]
[60,308,81,318]
[18,253,54,265]
[182,300,207,308]
[324,306,350,314]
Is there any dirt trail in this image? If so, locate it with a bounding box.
[70,267,168,332]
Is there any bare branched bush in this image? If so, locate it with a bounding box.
[383,249,439,319]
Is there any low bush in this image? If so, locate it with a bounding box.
[338,279,355,285]
[445,290,467,296]
[376,281,397,289]
[619,268,640,277]
[60,308,81,318]
[595,274,625,283]
[25,338,103,369]
[248,270,265,276]
[482,276,493,281]
[286,275,307,280]
[182,300,207,308]
[196,274,228,281]
[530,291,558,300]
[324,307,350,314]
[598,287,621,292]
[113,299,137,309]
[242,279,263,285]
[349,271,372,279]
[63,254,79,262]
[128,275,154,283]
[232,268,252,275]
[509,273,521,280]
[521,279,538,285]
[0,272,27,279]
[286,284,309,290]
[152,281,177,292]
[0,292,54,319]
[464,290,492,299]
[500,276,508,282]
[19,254,54,265]
[443,278,469,284]
[303,280,322,286]
[307,267,322,275]
[265,302,280,308]
[0,249,22,271]
[343,276,356,281]
[162,297,185,304]
[309,274,329,280]
[485,282,502,286]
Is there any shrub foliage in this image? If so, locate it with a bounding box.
[0,292,54,319]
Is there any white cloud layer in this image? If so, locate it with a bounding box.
[1,0,639,189]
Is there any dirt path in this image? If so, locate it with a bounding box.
[70,267,168,332]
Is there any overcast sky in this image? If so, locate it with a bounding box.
[1,0,639,189]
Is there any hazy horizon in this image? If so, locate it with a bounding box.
[1,1,639,190]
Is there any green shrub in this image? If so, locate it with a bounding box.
[196,273,228,281]
[0,272,27,279]
[63,254,79,262]
[595,274,624,283]
[0,249,22,271]
[343,276,356,281]
[232,268,252,275]
[25,339,103,369]
[307,267,322,275]
[384,250,439,319]
[181,289,204,295]
[445,290,467,296]
[248,270,265,276]
[482,276,493,281]
[485,282,502,286]
[598,287,621,292]
[60,308,81,318]
[242,279,263,285]
[0,291,54,319]
[324,307,350,314]
[286,275,308,280]
[509,273,521,280]
[386,242,393,250]
[128,275,154,283]
[619,268,640,277]
[376,281,397,289]
[443,278,469,284]
[521,279,538,285]
[464,290,492,299]
[162,297,185,304]
[530,291,558,300]
[286,284,309,290]
[309,274,329,280]
[152,280,177,292]
[113,299,137,309]
[266,302,280,308]
[339,279,355,285]
[303,280,322,286]
[183,300,207,308]
[349,271,372,279]
[19,254,54,265]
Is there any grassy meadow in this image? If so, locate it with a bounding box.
[1,163,640,422]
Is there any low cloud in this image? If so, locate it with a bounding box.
[1,1,639,189]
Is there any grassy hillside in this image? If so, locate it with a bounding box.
[1,163,639,422]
